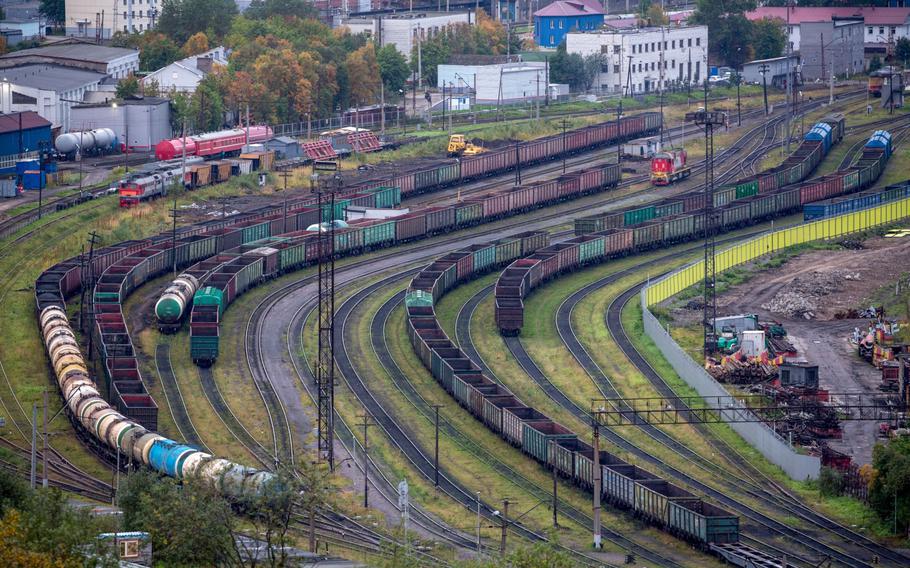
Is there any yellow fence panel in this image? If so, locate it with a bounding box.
[646,196,910,306]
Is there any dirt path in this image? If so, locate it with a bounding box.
[707,236,910,464]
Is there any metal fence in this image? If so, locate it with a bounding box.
[640,196,910,481]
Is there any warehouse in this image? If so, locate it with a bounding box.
[437,62,548,104]
[0,111,51,173]
[0,65,105,130]
[265,136,301,160]
[70,97,171,151]
[0,41,139,78]
[341,11,474,60]
[741,55,800,88]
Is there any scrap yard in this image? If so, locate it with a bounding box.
[3,9,910,566]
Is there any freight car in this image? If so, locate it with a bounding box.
[118,152,276,207]
[155,126,274,161]
[405,236,745,555]
[803,181,910,220]
[574,115,851,237]
[501,129,892,335]
[180,163,622,364]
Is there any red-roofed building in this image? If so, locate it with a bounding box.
[746,7,910,53]
[535,0,605,48]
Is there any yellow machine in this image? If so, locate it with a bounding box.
[447,134,484,157]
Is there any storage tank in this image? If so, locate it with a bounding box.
[155,274,200,325]
[55,129,118,155]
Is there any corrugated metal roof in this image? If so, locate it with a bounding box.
[0,111,50,133]
[1,64,104,92]
[535,0,603,18]
[0,42,137,63]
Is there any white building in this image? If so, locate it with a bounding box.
[341,11,474,61]
[437,62,548,103]
[0,18,42,42]
[567,25,708,95]
[143,47,227,94]
[65,0,159,38]
[0,42,139,79]
[0,64,105,130]
[71,97,171,150]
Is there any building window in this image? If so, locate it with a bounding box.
[120,540,139,559]
[559,20,563,29]
[614,64,620,73]
[688,38,692,47]
[549,35,554,44]
[613,44,620,54]
[891,27,896,35]
[868,27,873,34]
[672,39,675,48]
[696,37,701,46]
[880,27,885,34]
[672,59,675,68]
[550,21,554,29]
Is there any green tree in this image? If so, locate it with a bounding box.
[548,42,587,92]
[119,470,239,566]
[116,75,140,99]
[246,0,318,20]
[38,0,64,25]
[158,0,238,44]
[869,437,910,534]
[869,55,883,74]
[0,469,28,517]
[690,0,757,68]
[752,17,787,60]
[191,74,225,132]
[896,37,910,67]
[582,53,607,92]
[646,3,668,26]
[137,32,182,71]
[377,44,410,98]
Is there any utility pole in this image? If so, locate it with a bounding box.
[592,422,602,549]
[736,72,741,126]
[514,145,521,186]
[476,492,482,554]
[42,390,48,488]
[30,404,37,488]
[560,118,569,173]
[170,197,178,277]
[829,59,835,105]
[785,1,792,153]
[616,100,623,166]
[759,64,770,115]
[550,440,558,528]
[316,174,338,470]
[659,25,665,147]
[499,499,509,554]
[625,55,634,98]
[432,404,443,488]
[360,412,371,508]
[85,231,99,361]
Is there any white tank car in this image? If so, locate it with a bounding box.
[54,128,117,155]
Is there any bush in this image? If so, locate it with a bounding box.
[819,466,845,497]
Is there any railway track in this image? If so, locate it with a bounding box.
[365,281,688,566]
[153,345,210,452]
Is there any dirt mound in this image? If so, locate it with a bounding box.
[761,269,861,319]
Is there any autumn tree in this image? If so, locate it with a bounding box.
[346,43,382,116]
[182,31,210,57]
[646,3,669,26]
[141,77,161,97]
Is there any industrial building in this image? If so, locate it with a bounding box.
[265,136,301,160]
[0,41,139,78]
[143,47,227,94]
[567,25,708,94]
[437,62,548,104]
[0,65,106,130]
[534,0,604,48]
[741,55,800,89]
[341,11,474,60]
[70,97,171,151]
[800,19,865,81]
[0,18,42,44]
[0,111,51,172]
[64,0,159,38]
[747,6,910,54]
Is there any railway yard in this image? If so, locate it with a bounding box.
[3,83,910,568]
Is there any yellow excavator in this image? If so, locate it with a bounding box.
[447,134,485,157]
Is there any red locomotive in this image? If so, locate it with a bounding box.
[155,126,273,161]
[650,149,690,186]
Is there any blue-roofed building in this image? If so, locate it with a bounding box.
[535,0,605,48]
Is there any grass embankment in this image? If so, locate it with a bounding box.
[0,173,282,483]
[309,272,714,564]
